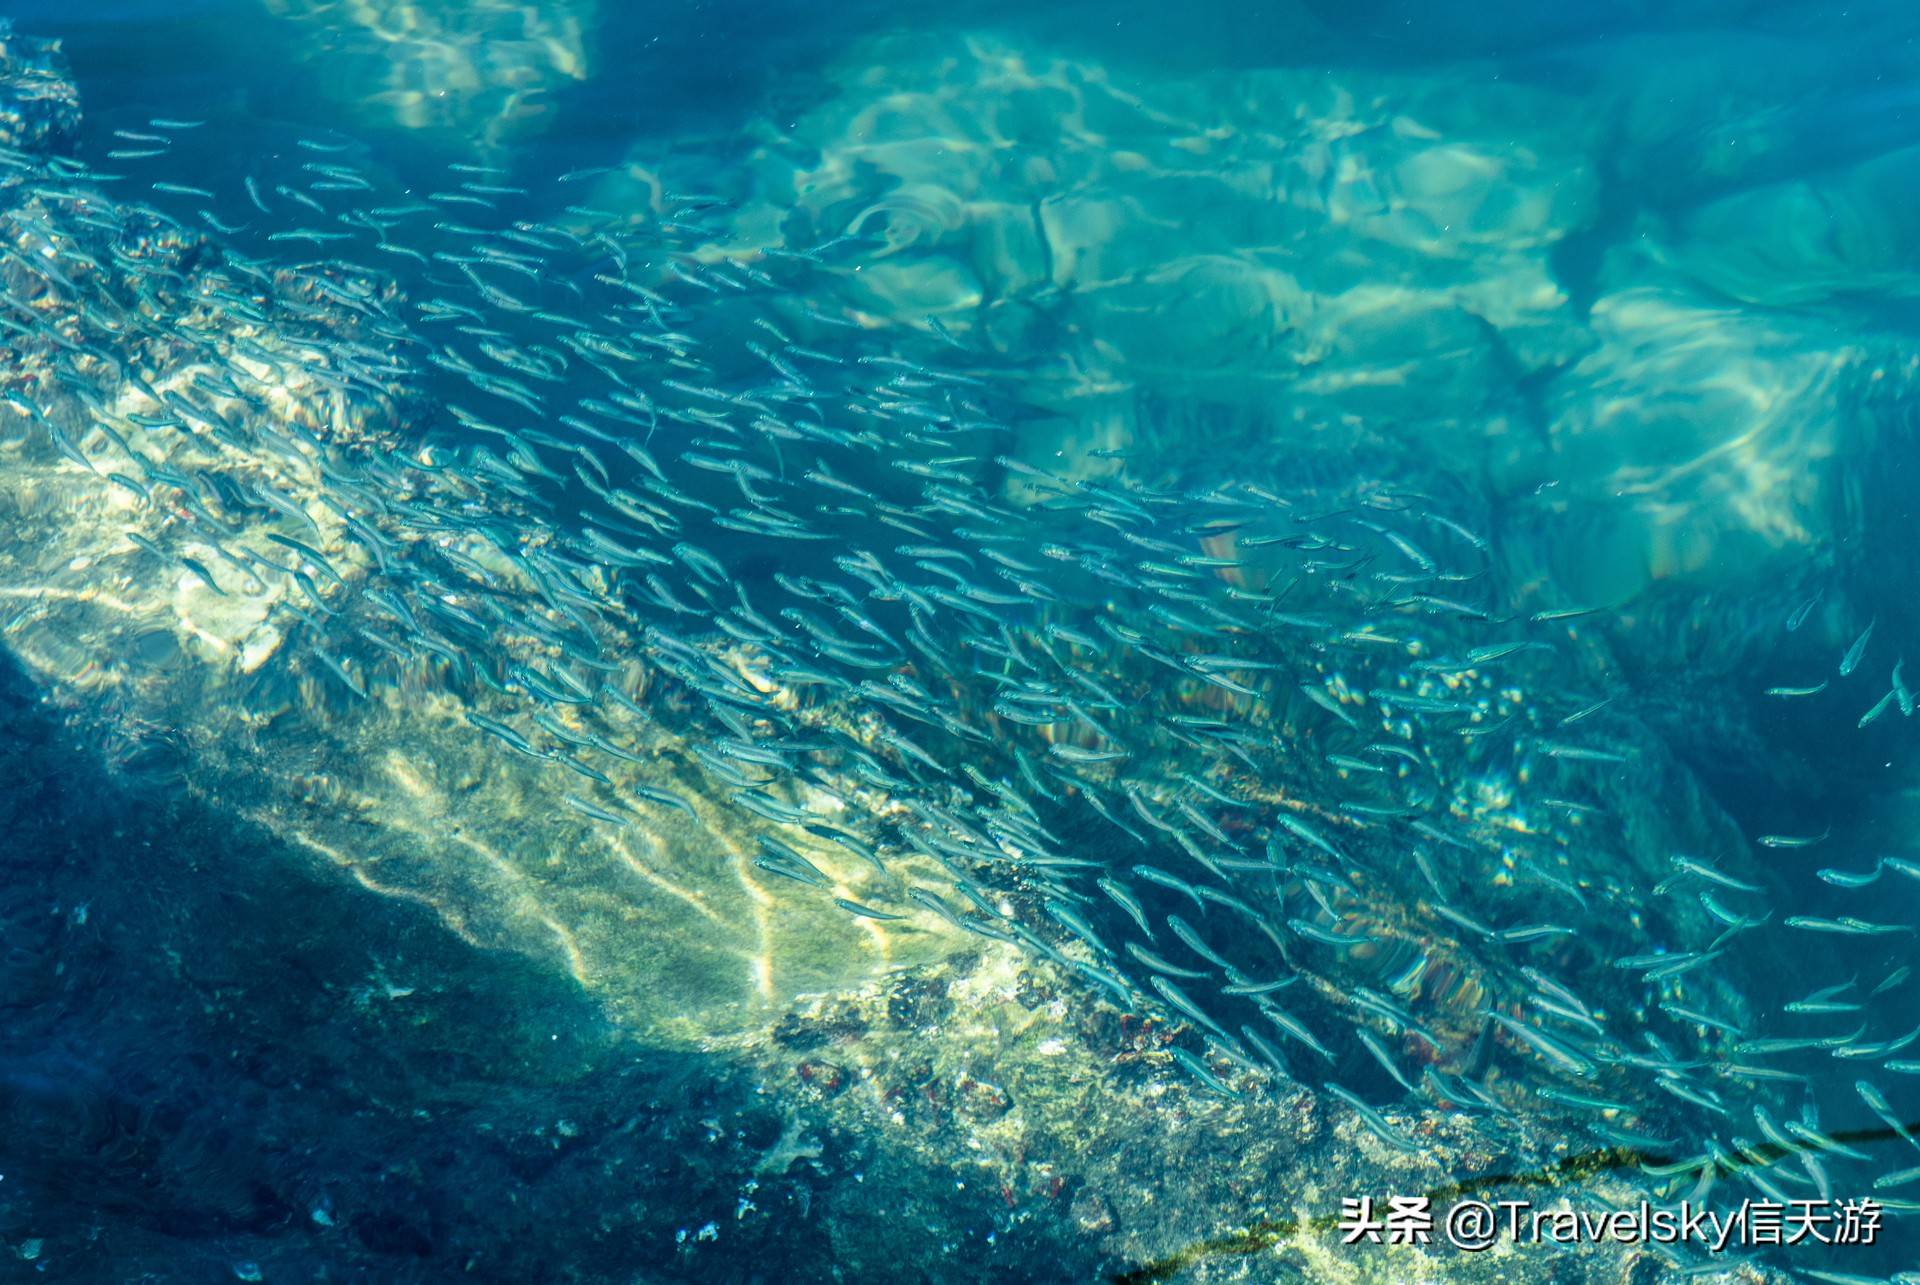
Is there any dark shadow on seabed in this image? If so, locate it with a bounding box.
[0,647,835,1282]
[0,644,1121,1282]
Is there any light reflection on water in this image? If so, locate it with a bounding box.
[3,1,1920,1280]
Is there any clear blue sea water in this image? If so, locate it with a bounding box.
[3,1,1920,1281]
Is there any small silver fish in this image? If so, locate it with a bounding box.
[1841,617,1876,676]
[1758,828,1829,849]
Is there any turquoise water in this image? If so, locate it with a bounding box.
[2,1,1920,1281]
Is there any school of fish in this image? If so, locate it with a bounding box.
[1,18,1918,1281]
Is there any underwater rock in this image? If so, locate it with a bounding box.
[1566,19,1920,210]
[257,0,592,145]
[1070,1186,1114,1235]
[0,36,962,1050]
[753,950,1803,1285]
[615,25,1920,654]
[1525,280,1858,600]
[0,22,77,152]
[588,33,1601,484]
[0,21,1897,1285]
[1653,144,1920,308]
